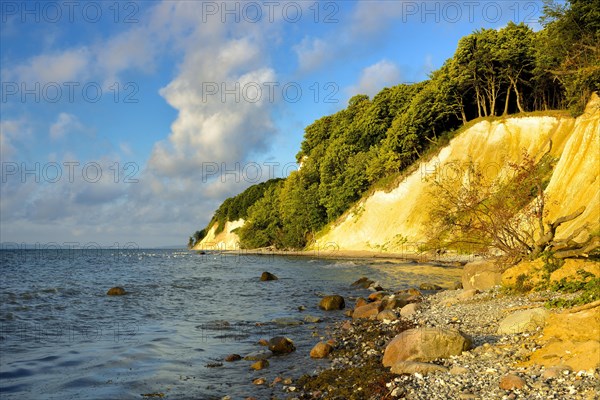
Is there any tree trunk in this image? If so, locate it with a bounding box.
[503,86,511,115]
[475,86,482,118]
[510,78,525,113]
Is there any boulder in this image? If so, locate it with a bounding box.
[251,359,269,370]
[368,291,388,302]
[383,296,407,310]
[400,303,421,318]
[268,337,296,354]
[497,308,549,334]
[352,301,383,319]
[355,297,368,308]
[390,361,448,375]
[310,342,333,358]
[462,260,503,291]
[351,277,374,288]
[499,374,526,390]
[319,295,345,310]
[224,354,242,362]
[303,315,322,323]
[244,350,272,361]
[272,317,303,326]
[376,310,397,321]
[383,327,473,366]
[107,287,126,296]
[260,271,278,281]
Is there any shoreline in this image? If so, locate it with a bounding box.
[288,284,599,399]
[192,247,477,268]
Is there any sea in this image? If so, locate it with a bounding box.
[0,249,462,399]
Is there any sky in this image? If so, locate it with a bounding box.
[0,0,547,248]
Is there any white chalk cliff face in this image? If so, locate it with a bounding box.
[317,94,599,252]
[193,219,244,251]
[195,94,599,253]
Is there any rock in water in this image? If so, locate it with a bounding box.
[351,276,374,288]
[260,271,278,281]
[251,359,269,370]
[419,283,442,291]
[225,354,242,362]
[107,287,126,296]
[310,342,333,358]
[383,327,472,366]
[319,295,345,310]
[268,337,296,354]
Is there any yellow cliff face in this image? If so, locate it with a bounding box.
[317,94,599,253]
[192,219,243,251]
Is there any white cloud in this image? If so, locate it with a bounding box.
[347,60,401,98]
[293,37,333,73]
[8,48,91,84]
[350,1,406,36]
[49,113,86,140]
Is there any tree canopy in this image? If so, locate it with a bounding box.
[190,1,599,250]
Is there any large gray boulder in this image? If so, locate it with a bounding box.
[383,327,473,366]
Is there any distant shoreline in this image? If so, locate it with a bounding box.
[190,247,476,268]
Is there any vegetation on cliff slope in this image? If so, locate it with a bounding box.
[190,0,599,250]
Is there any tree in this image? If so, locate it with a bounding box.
[426,148,598,262]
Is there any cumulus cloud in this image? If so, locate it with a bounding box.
[349,1,406,36]
[347,60,402,98]
[49,113,86,140]
[293,37,333,73]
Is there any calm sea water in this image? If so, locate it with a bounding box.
[0,249,462,399]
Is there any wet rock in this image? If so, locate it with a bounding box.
[319,295,345,310]
[251,359,269,370]
[400,302,421,318]
[355,297,368,308]
[497,308,549,334]
[383,327,473,366]
[303,315,322,323]
[252,377,266,385]
[260,271,278,281]
[257,339,269,346]
[368,291,388,302]
[499,374,526,390]
[344,309,354,317]
[268,337,296,354]
[352,301,383,319]
[224,354,242,362]
[376,310,397,321]
[244,350,272,361]
[390,361,448,375]
[310,342,333,358]
[106,287,126,296]
[419,283,442,291]
[383,296,408,310]
[351,277,374,288]
[272,317,303,326]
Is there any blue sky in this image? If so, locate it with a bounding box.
[0,1,547,248]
